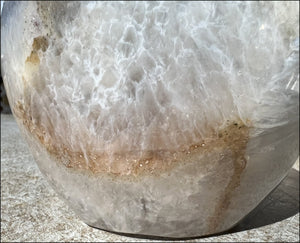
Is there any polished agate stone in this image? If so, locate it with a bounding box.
[1,1,299,238]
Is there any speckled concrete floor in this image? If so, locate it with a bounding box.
[1,114,299,242]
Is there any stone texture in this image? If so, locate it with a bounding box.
[1,114,299,242]
[1,1,299,238]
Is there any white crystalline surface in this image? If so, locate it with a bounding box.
[2,1,299,155]
[1,1,299,238]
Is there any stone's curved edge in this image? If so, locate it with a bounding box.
[11,109,300,238]
[1,1,17,25]
[1,114,298,242]
[85,223,236,241]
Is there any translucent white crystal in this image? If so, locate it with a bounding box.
[1,1,299,238]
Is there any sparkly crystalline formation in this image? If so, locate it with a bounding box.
[1,1,299,238]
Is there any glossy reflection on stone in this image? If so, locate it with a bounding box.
[1,1,299,238]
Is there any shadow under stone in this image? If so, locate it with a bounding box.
[228,168,299,233]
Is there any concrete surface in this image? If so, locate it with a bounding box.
[1,114,299,242]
